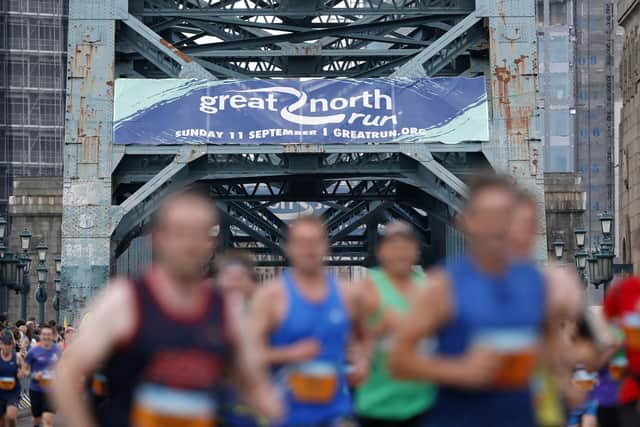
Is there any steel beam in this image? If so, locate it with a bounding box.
[139,7,471,17]
[121,14,214,78]
[391,11,483,77]
[120,142,484,157]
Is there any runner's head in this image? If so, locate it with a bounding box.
[0,329,13,354]
[285,215,328,276]
[215,250,258,300]
[458,174,516,267]
[508,190,539,259]
[39,324,54,349]
[151,187,218,284]
[376,220,419,277]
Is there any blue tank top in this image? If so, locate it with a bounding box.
[427,257,546,427]
[0,352,20,396]
[269,270,352,426]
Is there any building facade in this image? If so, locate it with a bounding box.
[538,0,618,257]
[0,0,68,216]
[618,0,640,270]
[7,177,62,321]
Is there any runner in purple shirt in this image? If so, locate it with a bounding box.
[23,325,60,427]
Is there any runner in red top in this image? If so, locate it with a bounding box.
[602,230,640,427]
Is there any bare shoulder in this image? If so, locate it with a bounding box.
[254,278,286,303]
[251,278,287,327]
[80,277,136,339]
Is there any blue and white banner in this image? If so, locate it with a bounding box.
[113,78,489,145]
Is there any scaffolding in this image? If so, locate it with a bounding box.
[0,0,68,215]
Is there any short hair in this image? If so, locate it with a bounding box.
[464,174,516,210]
[285,215,327,242]
[39,324,54,333]
[15,320,25,328]
[151,186,218,231]
[214,250,258,282]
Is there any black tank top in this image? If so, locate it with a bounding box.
[101,273,231,427]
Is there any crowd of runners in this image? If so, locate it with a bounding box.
[0,174,639,427]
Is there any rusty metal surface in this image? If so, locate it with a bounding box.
[62,0,118,323]
[477,0,547,261]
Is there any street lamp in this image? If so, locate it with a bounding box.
[19,229,31,252]
[599,212,613,237]
[18,229,32,321]
[575,249,588,270]
[36,241,47,264]
[35,264,48,324]
[574,227,587,249]
[552,238,565,261]
[587,252,600,288]
[52,256,61,324]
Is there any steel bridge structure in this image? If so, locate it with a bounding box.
[62,0,544,322]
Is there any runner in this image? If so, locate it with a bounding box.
[0,329,23,427]
[215,251,268,427]
[388,176,547,427]
[251,215,371,427]
[601,228,640,427]
[52,188,281,427]
[355,220,436,427]
[23,324,59,427]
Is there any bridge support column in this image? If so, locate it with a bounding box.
[477,0,548,262]
[61,0,124,324]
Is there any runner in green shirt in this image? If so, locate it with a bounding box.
[356,220,437,427]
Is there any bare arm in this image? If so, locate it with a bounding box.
[341,280,374,383]
[388,269,500,389]
[52,279,136,427]
[224,292,282,421]
[250,282,319,366]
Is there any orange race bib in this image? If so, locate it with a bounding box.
[0,377,15,391]
[287,362,338,404]
[472,328,540,390]
[608,356,628,381]
[92,374,107,397]
[573,369,597,391]
[623,314,640,351]
[130,384,217,427]
[37,371,53,389]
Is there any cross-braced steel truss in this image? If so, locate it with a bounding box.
[117,0,486,78]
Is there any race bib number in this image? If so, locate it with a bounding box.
[37,371,53,389]
[472,328,539,390]
[287,362,338,404]
[0,377,15,391]
[130,384,217,427]
[623,314,640,351]
[92,374,107,397]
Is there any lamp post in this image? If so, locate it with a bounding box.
[52,256,61,325]
[18,229,31,320]
[35,265,47,324]
[34,241,48,324]
[552,238,565,261]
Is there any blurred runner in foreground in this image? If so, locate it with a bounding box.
[215,251,268,427]
[389,175,548,427]
[355,220,436,427]
[251,215,371,427]
[53,188,281,427]
[602,229,640,427]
